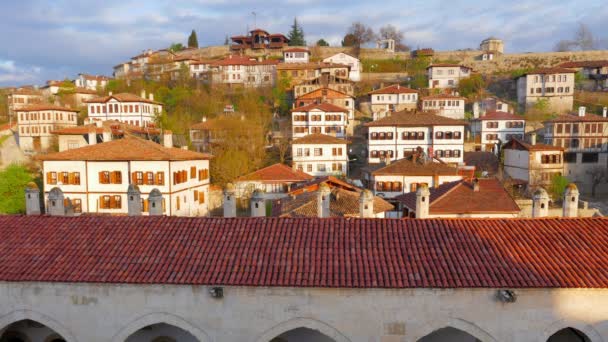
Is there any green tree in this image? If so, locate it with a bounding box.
[169,43,185,52]
[287,18,306,46]
[457,74,485,98]
[188,30,199,48]
[0,164,34,214]
[341,33,357,47]
[316,39,329,47]
[549,175,570,201]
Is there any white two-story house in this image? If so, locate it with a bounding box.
[516,68,576,113]
[283,48,310,63]
[210,55,278,88]
[364,111,466,164]
[427,64,471,89]
[86,91,163,127]
[323,52,361,82]
[503,137,564,189]
[421,94,466,119]
[75,74,111,90]
[471,111,526,153]
[292,133,349,177]
[291,102,349,139]
[368,84,418,120]
[39,137,212,217]
[15,105,79,153]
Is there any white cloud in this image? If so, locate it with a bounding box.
[0,59,42,84]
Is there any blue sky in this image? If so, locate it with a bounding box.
[0,0,606,86]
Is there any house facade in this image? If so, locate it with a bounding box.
[235,163,313,200]
[75,74,110,90]
[291,103,349,139]
[278,62,351,91]
[471,111,526,153]
[427,64,471,89]
[421,94,466,119]
[368,84,418,120]
[292,134,349,177]
[560,60,608,90]
[322,52,361,81]
[283,48,310,63]
[15,105,79,153]
[516,68,576,113]
[365,111,466,164]
[38,137,212,216]
[86,92,162,127]
[503,138,564,188]
[6,88,44,120]
[210,55,278,88]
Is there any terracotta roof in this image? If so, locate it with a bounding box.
[37,136,211,161]
[291,102,349,113]
[79,74,111,81]
[284,48,310,53]
[51,125,104,135]
[237,163,313,183]
[421,94,467,100]
[395,178,520,215]
[364,111,466,127]
[503,139,563,152]
[546,112,608,123]
[298,87,352,100]
[14,105,79,113]
[427,63,471,69]
[272,188,393,217]
[517,68,577,78]
[463,152,499,174]
[474,111,525,121]
[559,60,608,68]
[368,84,418,95]
[85,93,162,105]
[288,176,358,195]
[372,158,460,176]
[10,88,43,96]
[74,87,98,95]
[52,122,161,136]
[277,62,350,70]
[292,134,348,145]
[1,215,608,288]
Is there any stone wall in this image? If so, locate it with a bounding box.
[2,281,608,342]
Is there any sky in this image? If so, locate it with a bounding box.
[0,0,606,87]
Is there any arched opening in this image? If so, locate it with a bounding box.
[125,323,199,342]
[270,327,337,342]
[0,319,67,342]
[547,327,591,342]
[417,327,481,342]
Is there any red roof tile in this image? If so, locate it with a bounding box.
[559,60,608,68]
[292,134,348,145]
[237,163,313,183]
[503,139,564,152]
[368,84,418,95]
[474,111,526,121]
[546,112,608,123]
[291,102,349,113]
[364,111,466,127]
[14,105,80,113]
[1,215,608,288]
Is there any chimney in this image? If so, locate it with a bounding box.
[148,188,164,216]
[88,126,97,146]
[472,102,480,118]
[563,183,579,218]
[317,183,331,218]
[359,189,374,218]
[127,184,142,216]
[102,128,112,143]
[250,189,266,217]
[578,106,586,117]
[141,90,146,99]
[163,130,173,148]
[223,183,237,218]
[109,91,113,96]
[530,133,536,146]
[149,93,154,102]
[603,107,607,118]
[47,187,65,216]
[472,178,480,192]
[202,116,207,122]
[94,120,103,128]
[415,184,430,219]
[532,188,549,218]
[25,182,41,215]
[433,173,440,188]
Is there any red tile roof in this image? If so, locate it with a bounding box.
[427,63,471,69]
[368,84,418,95]
[503,139,563,152]
[284,48,310,53]
[395,178,520,215]
[37,136,211,161]
[517,68,577,78]
[292,134,348,145]
[559,60,608,68]
[364,111,466,127]
[277,62,349,70]
[546,112,608,123]
[291,102,349,113]
[371,157,460,176]
[298,87,352,100]
[1,215,608,288]
[85,93,162,105]
[474,111,526,121]
[237,163,313,183]
[14,104,80,113]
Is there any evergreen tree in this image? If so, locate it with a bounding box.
[287,18,306,46]
[188,30,199,48]
[316,39,329,47]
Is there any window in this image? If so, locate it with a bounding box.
[317,164,326,172]
[191,167,196,179]
[176,196,180,210]
[156,172,165,185]
[307,164,312,172]
[99,171,111,184]
[194,190,199,202]
[486,122,498,129]
[314,148,323,156]
[72,199,82,213]
[46,172,57,185]
[564,152,577,163]
[486,134,498,140]
[582,153,599,163]
[556,124,563,134]
[296,148,302,157]
[198,169,209,181]
[454,131,461,139]
[435,131,444,139]
[132,171,144,185]
[198,191,205,203]
[332,147,343,156]
[145,172,154,185]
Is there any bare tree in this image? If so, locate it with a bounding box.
[345,22,375,55]
[586,166,608,198]
[379,24,409,51]
[575,23,596,50]
[554,40,574,52]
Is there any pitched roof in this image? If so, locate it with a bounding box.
[292,134,348,145]
[395,178,520,215]
[284,48,310,53]
[51,122,161,136]
[421,94,467,100]
[474,111,525,121]
[364,111,466,127]
[1,215,608,288]
[517,68,577,78]
[288,176,358,195]
[277,62,349,70]
[503,138,563,152]
[237,163,313,183]
[291,102,349,113]
[559,60,608,68]
[14,105,79,113]
[37,137,211,161]
[427,63,471,69]
[272,188,394,217]
[368,84,418,95]
[298,87,352,100]
[85,93,162,105]
[372,158,460,176]
[546,112,608,123]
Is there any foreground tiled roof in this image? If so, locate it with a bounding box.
[1,215,607,288]
[364,111,466,127]
[291,102,349,113]
[372,158,460,176]
[474,111,525,121]
[546,112,608,123]
[368,84,418,95]
[292,134,347,145]
[237,163,313,183]
[395,179,520,215]
[14,104,79,113]
[37,137,212,161]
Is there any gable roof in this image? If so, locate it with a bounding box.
[298,87,353,100]
[427,63,471,69]
[559,60,608,68]
[474,111,525,121]
[364,111,466,127]
[14,105,79,113]
[372,158,460,176]
[1,215,608,288]
[283,48,310,53]
[37,136,211,161]
[85,93,162,105]
[546,112,608,123]
[368,84,418,95]
[237,163,313,183]
[503,138,563,152]
[395,178,520,215]
[291,102,349,113]
[292,134,348,145]
[421,94,467,100]
[516,68,577,78]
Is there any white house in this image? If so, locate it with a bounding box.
[365,111,466,164]
[368,84,418,120]
[292,133,349,177]
[471,111,526,153]
[283,48,310,63]
[516,67,576,113]
[503,138,564,188]
[473,96,511,117]
[235,163,313,200]
[291,102,349,139]
[75,74,111,90]
[38,137,212,217]
[189,60,214,81]
[210,55,278,88]
[421,94,466,119]
[427,64,472,89]
[323,52,361,82]
[15,104,79,153]
[86,91,163,127]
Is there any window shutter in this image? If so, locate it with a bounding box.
[110,196,116,209]
[115,171,122,184]
[115,196,122,209]
[110,172,116,184]
[132,172,138,184]
[46,172,51,184]
[173,172,177,185]
[199,191,205,203]
[68,173,74,185]
[99,196,106,209]
[99,172,105,184]
[194,190,199,202]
